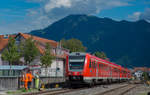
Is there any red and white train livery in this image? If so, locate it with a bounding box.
[66,52,131,86]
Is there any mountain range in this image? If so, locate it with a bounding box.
[30,14,150,67]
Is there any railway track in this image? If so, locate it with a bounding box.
[95,84,137,95]
[22,82,136,95]
[22,87,88,95]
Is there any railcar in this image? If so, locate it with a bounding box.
[65,52,131,86]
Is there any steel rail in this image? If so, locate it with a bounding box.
[95,84,137,95]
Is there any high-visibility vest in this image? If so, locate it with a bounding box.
[24,74,28,82]
[26,73,33,82]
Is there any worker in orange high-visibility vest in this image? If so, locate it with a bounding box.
[20,72,25,88]
[26,70,34,89]
[24,72,28,90]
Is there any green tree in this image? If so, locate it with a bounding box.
[94,51,107,59]
[21,37,39,65]
[1,37,21,75]
[40,43,54,76]
[61,38,86,52]
[142,72,149,81]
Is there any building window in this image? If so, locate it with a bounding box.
[0,70,2,76]
[3,70,9,76]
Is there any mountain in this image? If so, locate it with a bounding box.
[30,14,150,67]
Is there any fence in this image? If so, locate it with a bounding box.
[0,76,65,91]
[0,76,19,91]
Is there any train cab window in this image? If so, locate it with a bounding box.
[69,55,85,71]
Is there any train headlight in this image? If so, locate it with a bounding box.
[68,72,72,75]
[73,76,76,79]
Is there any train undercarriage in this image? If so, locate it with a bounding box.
[66,75,129,88]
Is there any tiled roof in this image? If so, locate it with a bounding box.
[36,44,45,54]
[134,67,149,72]
[0,35,16,51]
[0,33,68,59]
[18,33,68,59]
[18,33,58,48]
[19,33,67,58]
[0,38,8,51]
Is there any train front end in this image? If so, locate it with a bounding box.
[66,52,86,85]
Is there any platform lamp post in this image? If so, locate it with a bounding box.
[55,42,61,80]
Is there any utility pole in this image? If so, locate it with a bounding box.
[55,45,58,78]
[56,42,61,78]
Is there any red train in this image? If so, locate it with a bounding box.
[65,52,131,86]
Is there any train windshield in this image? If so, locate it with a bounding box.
[69,56,85,71]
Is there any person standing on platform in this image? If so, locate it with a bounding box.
[35,72,40,89]
[24,72,28,90]
[20,72,25,88]
[26,70,34,89]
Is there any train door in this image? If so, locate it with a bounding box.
[89,59,92,77]
[110,67,112,79]
[103,64,107,78]
[89,59,95,78]
[92,60,96,77]
[108,66,111,78]
[119,68,121,79]
[96,61,98,78]
[106,64,109,78]
[100,63,104,78]
[91,60,94,77]
[117,68,119,79]
[112,67,114,78]
[98,62,101,77]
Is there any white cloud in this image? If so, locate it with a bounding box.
[140,8,150,22]
[39,0,130,20]
[0,0,131,34]
[128,8,150,22]
[23,0,131,32]
[44,0,71,13]
[128,12,141,21]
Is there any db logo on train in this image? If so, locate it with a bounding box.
[75,72,77,75]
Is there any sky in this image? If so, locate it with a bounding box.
[0,0,150,35]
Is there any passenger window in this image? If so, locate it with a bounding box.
[95,61,97,68]
[92,61,94,68]
[93,61,95,68]
[89,63,92,68]
[94,61,96,68]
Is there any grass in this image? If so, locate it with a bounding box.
[6,88,38,95]
[139,92,148,95]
